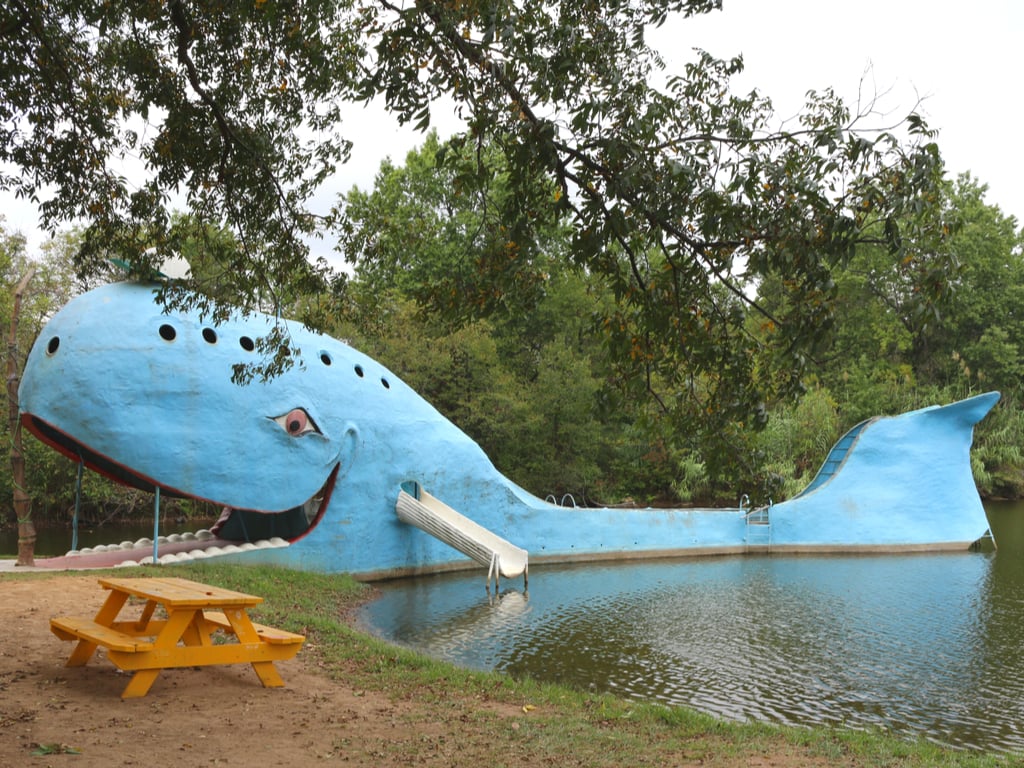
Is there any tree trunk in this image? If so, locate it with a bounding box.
[8,269,35,566]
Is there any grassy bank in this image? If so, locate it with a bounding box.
[12,563,1012,767]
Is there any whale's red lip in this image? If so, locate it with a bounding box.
[23,413,189,498]
[22,412,332,510]
[19,417,339,569]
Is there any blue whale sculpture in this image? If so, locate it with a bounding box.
[18,281,999,577]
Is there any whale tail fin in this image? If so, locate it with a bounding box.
[793,391,1001,501]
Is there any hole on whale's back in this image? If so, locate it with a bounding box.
[47,337,60,355]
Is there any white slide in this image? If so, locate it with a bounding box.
[396,488,528,584]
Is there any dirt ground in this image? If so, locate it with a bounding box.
[0,574,527,767]
[0,575,858,768]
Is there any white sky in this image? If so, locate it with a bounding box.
[669,0,1024,224]
[3,0,1021,262]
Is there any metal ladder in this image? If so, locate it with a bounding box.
[742,495,772,549]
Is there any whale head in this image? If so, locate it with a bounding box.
[18,281,375,534]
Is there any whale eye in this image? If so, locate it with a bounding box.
[272,408,320,437]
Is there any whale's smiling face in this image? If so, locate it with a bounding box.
[19,282,361,523]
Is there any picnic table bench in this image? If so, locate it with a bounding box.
[50,576,304,699]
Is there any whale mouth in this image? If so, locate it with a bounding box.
[21,414,338,569]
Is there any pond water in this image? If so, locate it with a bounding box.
[359,501,1024,753]
[0,518,210,556]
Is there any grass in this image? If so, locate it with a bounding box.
[30,742,81,756]
[14,562,1017,767]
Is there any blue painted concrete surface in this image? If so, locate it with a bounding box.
[18,282,999,577]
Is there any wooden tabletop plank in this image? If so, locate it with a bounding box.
[97,577,263,608]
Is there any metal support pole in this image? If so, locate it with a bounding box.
[71,460,83,552]
[152,486,161,565]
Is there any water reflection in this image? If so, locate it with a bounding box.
[0,519,210,556]
[360,502,1024,753]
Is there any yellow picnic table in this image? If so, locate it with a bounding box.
[50,576,304,699]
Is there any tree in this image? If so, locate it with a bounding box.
[932,176,1024,392]
[799,175,1024,403]
[0,223,66,561]
[0,223,162,560]
[339,130,571,331]
[339,135,683,502]
[1,1,953,464]
[7,268,34,564]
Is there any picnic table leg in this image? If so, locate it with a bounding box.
[65,590,131,667]
[220,608,287,688]
[250,661,286,688]
[182,613,213,646]
[64,639,100,667]
[121,669,161,699]
[134,600,158,632]
[118,608,200,699]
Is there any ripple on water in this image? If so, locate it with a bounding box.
[361,551,1024,752]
